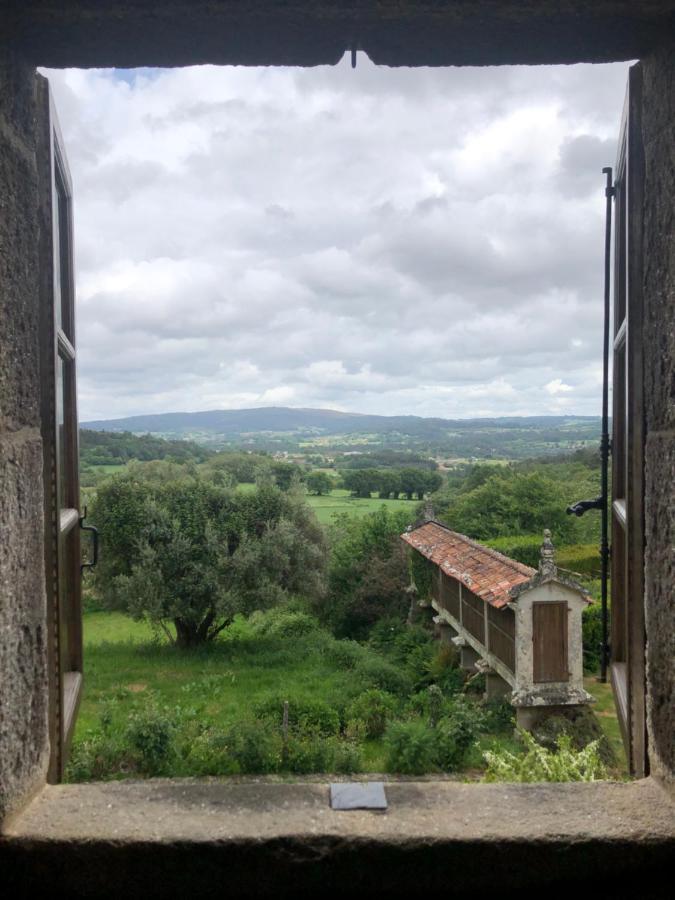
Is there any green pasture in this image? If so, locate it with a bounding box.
[306,489,416,525]
[233,485,417,525]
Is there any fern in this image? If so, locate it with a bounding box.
[483,729,607,782]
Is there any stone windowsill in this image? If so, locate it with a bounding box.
[2,777,675,897]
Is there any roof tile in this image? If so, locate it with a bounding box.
[401,520,535,608]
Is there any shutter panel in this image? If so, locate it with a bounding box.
[37,75,83,782]
[610,63,647,777]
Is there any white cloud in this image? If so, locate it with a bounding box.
[42,56,631,421]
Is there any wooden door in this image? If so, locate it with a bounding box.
[610,64,647,776]
[37,75,83,782]
[532,602,568,683]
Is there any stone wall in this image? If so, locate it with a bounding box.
[4,1,675,69]
[642,43,675,783]
[0,7,674,829]
[0,53,50,824]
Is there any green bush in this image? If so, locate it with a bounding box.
[332,741,364,775]
[253,695,341,737]
[184,728,239,776]
[320,638,367,670]
[250,608,322,639]
[368,617,410,655]
[284,734,335,773]
[346,689,400,739]
[482,698,516,733]
[433,697,485,770]
[225,719,282,773]
[384,720,437,774]
[483,730,608,782]
[124,703,178,775]
[355,656,413,696]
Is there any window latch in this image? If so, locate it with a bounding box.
[566,497,603,517]
[79,506,99,573]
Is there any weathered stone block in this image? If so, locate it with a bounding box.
[643,430,675,781]
[0,429,49,824]
[0,61,40,430]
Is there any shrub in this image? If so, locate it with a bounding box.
[433,697,485,770]
[284,735,335,773]
[225,719,282,774]
[482,698,516,733]
[332,742,363,775]
[355,656,413,696]
[124,703,177,775]
[253,695,341,737]
[385,720,437,774]
[346,689,400,739]
[184,728,239,776]
[483,730,608,782]
[250,608,322,639]
[368,617,410,655]
[320,638,367,670]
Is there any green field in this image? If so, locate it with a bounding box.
[305,489,417,525]
[233,484,417,525]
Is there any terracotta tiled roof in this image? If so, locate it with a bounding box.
[401,520,536,609]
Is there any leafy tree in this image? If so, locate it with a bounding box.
[92,472,326,647]
[204,450,271,485]
[377,471,401,499]
[399,467,429,500]
[321,507,413,638]
[342,469,377,498]
[271,461,304,491]
[306,471,333,495]
[435,469,577,542]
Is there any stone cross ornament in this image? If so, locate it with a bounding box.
[538,529,557,578]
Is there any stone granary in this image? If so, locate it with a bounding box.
[2,2,675,897]
[402,523,593,728]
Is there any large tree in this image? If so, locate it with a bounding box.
[92,471,327,647]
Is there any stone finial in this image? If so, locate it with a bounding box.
[423,500,435,521]
[538,528,557,578]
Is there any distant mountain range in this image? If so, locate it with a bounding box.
[82,406,600,442]
[82,406,599,438]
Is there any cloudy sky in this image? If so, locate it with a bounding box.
[44,55,630,422]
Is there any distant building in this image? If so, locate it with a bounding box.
[401,519,593,727]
